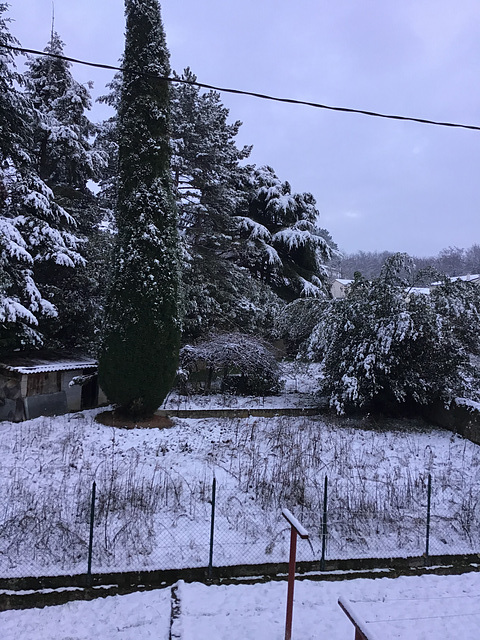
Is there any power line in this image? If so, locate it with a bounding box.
[3,42,480,132]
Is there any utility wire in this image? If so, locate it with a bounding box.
[3,43,480,132]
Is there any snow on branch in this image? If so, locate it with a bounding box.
[273,228,313,250]
[262,241,282,265]
[0,297,38,325]
[234,216,272,241]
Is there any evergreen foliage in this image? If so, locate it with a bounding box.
[96,67,340,343]
[182,255,281,341]
[237,165,339,299]
[0,6,83,354]
[275,297,328,354]
[25,32,104,191]
[169,69,265,339]
[171,68,252,244]
[306,253,480,414]
[24,31,110,352]
[99,0,181,417]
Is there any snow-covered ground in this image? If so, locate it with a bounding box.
[3,572,480,639]
[1,362,480,577]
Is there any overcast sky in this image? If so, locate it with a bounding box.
[7,0,480,256]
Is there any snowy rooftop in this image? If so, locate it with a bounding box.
[406,287,430,296]
[431,274,480,286]
[0,355,97,375]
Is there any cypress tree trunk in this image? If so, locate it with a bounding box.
[99,0,181,418]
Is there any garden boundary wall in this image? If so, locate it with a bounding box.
[1,554,480,612]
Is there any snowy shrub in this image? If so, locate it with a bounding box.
[180,332,281,396]
[306,253,480,414]
[274,297,328,354]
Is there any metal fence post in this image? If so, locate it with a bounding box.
[208,476,217,578]
[425,474,432,564]
[87,480,96,583]
[321,475,328,570]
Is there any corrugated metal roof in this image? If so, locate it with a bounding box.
[0,359,97,375]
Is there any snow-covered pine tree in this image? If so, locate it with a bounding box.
[170,69,273,340]
[0,5,83,354]
[170,68,251,243]
[99,0,181,418]
[236,165,338,300]
[24,32,110,351]
[94,72,122,225]
[25,31,104,196]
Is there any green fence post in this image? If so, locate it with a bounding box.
[425,474,432,565]
[208,477,217,578]
[321,475,328,570]
[87,480,96,584]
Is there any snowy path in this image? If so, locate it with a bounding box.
[2,572,480,639]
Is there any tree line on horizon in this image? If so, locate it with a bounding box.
[337,245,480,282]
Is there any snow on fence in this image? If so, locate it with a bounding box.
[2,408,480,580]
[0,474,479,579]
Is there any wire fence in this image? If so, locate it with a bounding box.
[1,472,480,579]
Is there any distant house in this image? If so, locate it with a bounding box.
[0,354,108,422]
[330,278,353,299]
[430,274,480,287]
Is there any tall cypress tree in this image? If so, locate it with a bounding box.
[99,0,181,418]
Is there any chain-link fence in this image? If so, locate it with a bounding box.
[2,472,480,579]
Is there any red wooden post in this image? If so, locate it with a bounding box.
[338,597,376,640]
[285,526,298,640]
[282,508,309,640]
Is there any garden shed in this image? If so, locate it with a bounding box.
[0,354,107,422]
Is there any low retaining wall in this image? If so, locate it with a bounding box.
[156,407,320,419]
[1,554,480,611]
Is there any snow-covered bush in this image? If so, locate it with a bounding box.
[306,253,480,414]
[275,297,328,354]
[180,332,281,396]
